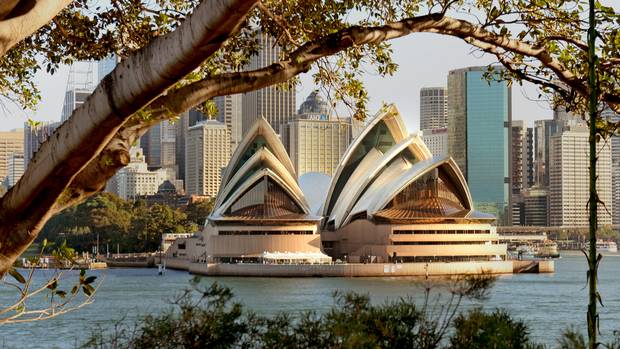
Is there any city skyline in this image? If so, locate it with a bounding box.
[0,34,554,133]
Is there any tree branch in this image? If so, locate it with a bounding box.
[0,0,20,20]
[0,0,72,57]
[59,11,620,213]
[0,0,259,273]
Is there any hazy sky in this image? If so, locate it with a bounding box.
[0,20,611,132]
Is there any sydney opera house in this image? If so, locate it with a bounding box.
[320,105,505,263]
[203,118,324,263]
[168,105,507,270]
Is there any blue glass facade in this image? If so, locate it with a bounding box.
[465,70,510,211]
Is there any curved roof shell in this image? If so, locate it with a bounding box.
[322,104,431,218]
[328,134,430,229]
[214,146,303,210]
[212,168,310,219]
[210,118,310,222]
[344,156,474,226]
[219,117,296,192]
[322,105,434,227]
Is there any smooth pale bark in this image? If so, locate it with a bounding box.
[0,0,71,56]
[0,0,258,273]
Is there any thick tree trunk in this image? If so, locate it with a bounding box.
[0,0,71,56]
[0,0,257,273]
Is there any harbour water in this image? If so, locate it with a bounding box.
[1,252,620,348]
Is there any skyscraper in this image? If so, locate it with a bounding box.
[61,61,96,122]
[511,120,534,195]
[534,119,559,187]
[421,128,448,156]
[141,120,177,173]
[215,94,243,154]
[603,108,620,225]
[447,66,511,220]
[24,121,60,168]
[280,117,351,177]
[419,87,447,130]
[175,109,208,184]
[242,33,296,136]
[0,129,23,180]
[185,120,230,196]
[280,91,349,177]
[523,186,549,226]
[6,153,24,187]
[297,90,330,118]
[97,54,117,81]
[549,124,613,226]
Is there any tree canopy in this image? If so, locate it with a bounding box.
[40,193,202,253]
[0,0,618,272]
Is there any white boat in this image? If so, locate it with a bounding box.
[510,240,560,259]
[593,240,618,253]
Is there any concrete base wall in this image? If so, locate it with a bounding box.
[165,258,192,270]
[188,261,515,277]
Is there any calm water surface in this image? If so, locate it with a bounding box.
[1,253,620,348]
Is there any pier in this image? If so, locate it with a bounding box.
[164,258,554,277]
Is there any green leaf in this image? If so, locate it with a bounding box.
[8,268,26,284]
[84,276,97,285]
[47,278,58,290]
[82,284,95,296]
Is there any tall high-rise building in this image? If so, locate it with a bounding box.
[61,61,96,122]
[281,117,351,177]
[603,108,620,225]
[447,66,511,220]
[297,90,330,118]
[97,54,117,81]
[24,121,60,168]
[175,109,208,184]
[511,120,534,195]
[420,87,447,130]
[215,94,243,154]
[141,120,177,173]
[549,124,613,226]
[553,105,583,122]
[534,119,560,187]
[421,128,448,156]
[185,120,230,196]
[242,33,296,136]
[7,153,24,187]
[523,186,548,226]
[0,129,24,180]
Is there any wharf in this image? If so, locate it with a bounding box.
[164,258,554,277]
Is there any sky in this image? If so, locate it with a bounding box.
[0,17,612,132]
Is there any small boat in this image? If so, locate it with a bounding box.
[510,239,560,259]
[586,240,618,253]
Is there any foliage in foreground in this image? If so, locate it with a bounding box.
[82,275,544,349]
[0,241,99,325]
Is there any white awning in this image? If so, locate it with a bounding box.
[261,251,332,263]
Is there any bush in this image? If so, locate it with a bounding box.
[450,308,542,349]
[83,277,545,349]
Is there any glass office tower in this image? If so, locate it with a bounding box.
[448,67,511,221]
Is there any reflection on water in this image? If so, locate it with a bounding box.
[1,253,619,348]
